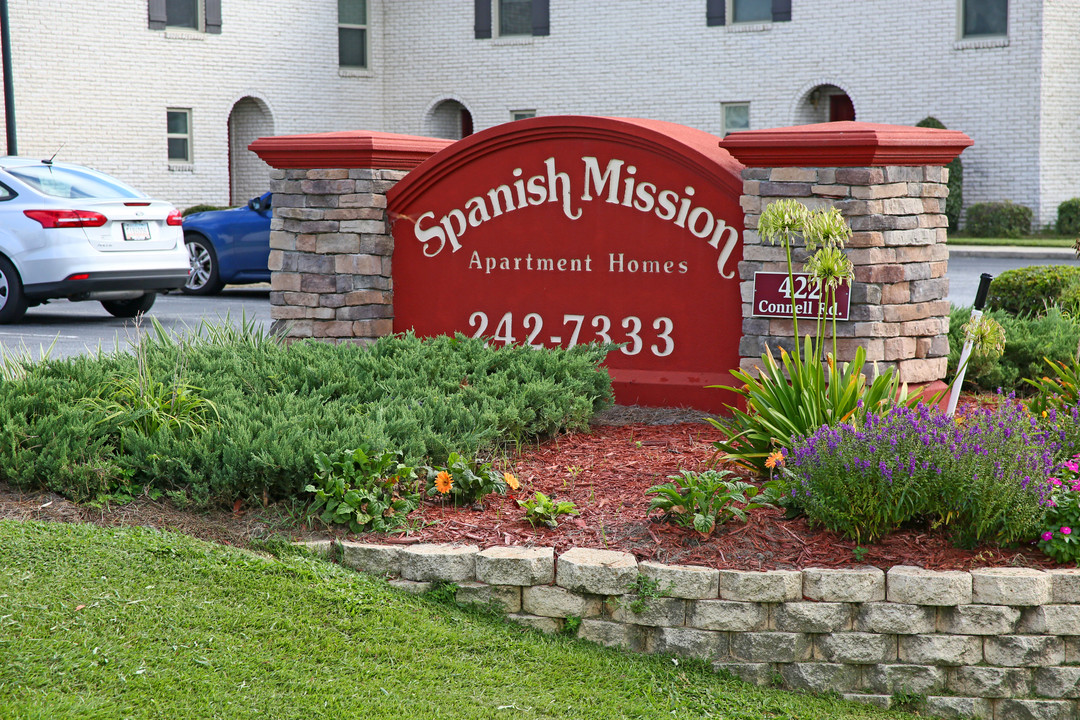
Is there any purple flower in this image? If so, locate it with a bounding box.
[1043,531,1054,541]
[1062,527,1073,535]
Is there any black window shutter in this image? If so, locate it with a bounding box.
[475,0,492,38]
[148,0,167,29]
[531,0,549,36]
[205,0,222,33]
[772,0,791,22]
[706,0,725,26]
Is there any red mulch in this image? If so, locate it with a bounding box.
[351,421,1058,572]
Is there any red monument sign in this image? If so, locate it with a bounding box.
[388,116,745,411]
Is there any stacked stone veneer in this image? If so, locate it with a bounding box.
[302,541,1080,719]
[267,167,404,342]
[738,165,950,384]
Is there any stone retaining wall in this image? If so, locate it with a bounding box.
[301,541,1080,720]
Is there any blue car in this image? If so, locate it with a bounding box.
[181,192,272,295]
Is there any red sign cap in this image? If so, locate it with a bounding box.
[720,121,973,168]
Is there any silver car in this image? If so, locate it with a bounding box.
[0,158,190,323]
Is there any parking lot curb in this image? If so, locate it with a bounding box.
[948,245,1076,260]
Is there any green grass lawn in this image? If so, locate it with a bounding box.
[0,520,921,720]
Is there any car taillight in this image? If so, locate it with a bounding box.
[24,209,108,228]
[166,209,183,226]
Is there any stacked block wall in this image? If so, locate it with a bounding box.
[308,541,1080,719]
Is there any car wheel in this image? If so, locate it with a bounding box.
[101,293,156,318]
[0,256,28,324]
[183,235,225,296]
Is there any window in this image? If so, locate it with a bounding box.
[721,103,749,136]
[167,109,192,163]
[148,0,221,33]
[475,0,549,38]
[497,0,531,35]
[338,0,368,68]
[166,0,199,29]
[511,109,536,121]
[731,0,771,23]
[706,0,790,26]
[961,0,1007,37]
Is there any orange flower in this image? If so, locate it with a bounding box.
[503,472,520,491]
[764,451,784,469]
[435,470,452,494]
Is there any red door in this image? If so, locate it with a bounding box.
[830,94,855,122]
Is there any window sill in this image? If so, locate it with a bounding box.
[339,67,374,78]
[954,35,1009,50]
[727,22,771,33]
[168,163,195,173]
[492,36,535,46]
[163,30,205,41]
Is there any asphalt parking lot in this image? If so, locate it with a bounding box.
[0,286,271,361]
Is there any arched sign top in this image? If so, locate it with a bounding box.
[387,115,747,411]
[388,115,745,210]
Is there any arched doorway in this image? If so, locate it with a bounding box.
[424,99,474,140]
[228,97,274,206]
[793,84,856,125]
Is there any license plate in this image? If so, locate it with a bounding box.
[122,221,151,241]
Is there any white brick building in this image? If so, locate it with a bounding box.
[2,0,1076,226]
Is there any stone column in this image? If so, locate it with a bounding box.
[720,123,972,384]
[265,167,401,343]
[250,131,451,344]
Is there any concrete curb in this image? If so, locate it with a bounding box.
[948,244,1076,260]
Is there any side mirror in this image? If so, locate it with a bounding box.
[247,197,263,212]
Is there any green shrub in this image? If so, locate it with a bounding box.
[645,469,772,535]
[984,264,1080,317]
[422,451,509,506]
[0,329,613,507]
[306,447,418,533]
[1027,356,1080,415]
[784,399,1052,548]
[948,306,1080,393]
[944,158,964,232]
[1057,198,1080,236]
[517,491,579,528]
[965,201,1033,238]
[916,117,963,231]
[182,204,229,216]
[1035,453,1080,564]
[1041,405,1080,461]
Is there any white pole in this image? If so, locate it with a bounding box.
[946,273,993,416]
[946,308,980,416]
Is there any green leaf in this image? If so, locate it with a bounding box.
[692,514,715,534]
